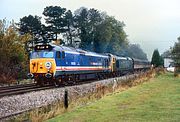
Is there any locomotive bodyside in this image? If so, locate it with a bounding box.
[29,44,111,85]
[115,57,134,74]
[54,48,110,76]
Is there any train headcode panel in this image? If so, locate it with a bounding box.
[34,45,53,51]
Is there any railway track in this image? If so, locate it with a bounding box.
[0,84,55,98]
[0,83,36,90]
[0,78,101,98]
[0,72,133,98]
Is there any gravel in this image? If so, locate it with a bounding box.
[0,73,140,119]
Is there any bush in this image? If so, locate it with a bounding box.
[0,19,31,84]
[171,37,180,76]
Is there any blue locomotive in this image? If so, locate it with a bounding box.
[28,44,150,86]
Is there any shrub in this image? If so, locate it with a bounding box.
[0,19,31,84]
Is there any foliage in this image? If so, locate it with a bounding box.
[18,6,147,60]
[43,6,67,40]
[0,19,29,83]
[102,16,127,55]
[127,44,147,60]
[63,10,76,46]
[18,15,47,51]
[74,7,94,50]
[19,15,42,35]
[151,49,163,67]
[74,8,128,54]
[161,49,172,58]
[171,37,180,73]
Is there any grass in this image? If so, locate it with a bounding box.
[47,73,180,122]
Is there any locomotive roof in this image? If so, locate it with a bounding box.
[52,44,109,58]
[115,56,133,60]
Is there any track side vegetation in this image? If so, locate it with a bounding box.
[48,72,180,122]
[0,20,30,84]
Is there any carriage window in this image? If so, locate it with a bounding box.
[62,51,65,59]
[56,51,61,59]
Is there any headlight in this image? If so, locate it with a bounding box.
[45,62,52,69]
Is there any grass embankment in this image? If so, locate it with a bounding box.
[48,73,180,122]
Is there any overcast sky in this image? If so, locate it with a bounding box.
[1,0,180,60]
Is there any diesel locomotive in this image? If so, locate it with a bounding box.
[28,44,151,86]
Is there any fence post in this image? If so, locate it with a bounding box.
[64,89,68,109]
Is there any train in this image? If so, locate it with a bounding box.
[28,44,151,86]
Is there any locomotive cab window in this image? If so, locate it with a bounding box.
[62,51,65,59]
[43,52,54,58]
[56,51,61,59]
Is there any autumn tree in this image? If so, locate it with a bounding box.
[0,19,30,83]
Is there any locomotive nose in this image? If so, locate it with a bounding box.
[30,58,56,75]
[45,73,52,78]
[45,62,52,69]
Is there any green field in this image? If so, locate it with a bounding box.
[47,73,180,122]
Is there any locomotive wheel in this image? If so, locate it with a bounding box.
[36,80,44,86]
[75,74,80,82]
[53,80,59,87]
[35,77,44,86]
[70,75,76,84]
[54,76,63,87]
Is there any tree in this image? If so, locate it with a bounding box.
[0,19,29,83]
[88,8,103,51]
[18,15,47,48]
[151,49,163,67]
[63,10,76,46]
[74,7,91,50]
[93,15,112,53]
[18,15,42,38]
[74,8,128,53]
[17,6,146,58]
[43,6,67,41]
[103,16,128,55]
[106,34,121,54]
[171,37,180,73]
[161,49,172,58]
[127,44,147,60]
